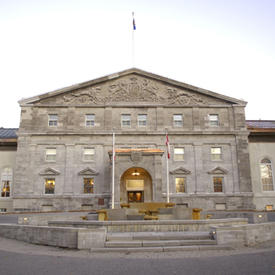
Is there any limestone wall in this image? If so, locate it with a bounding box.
[249,142,275,210]
[214,222,275,247]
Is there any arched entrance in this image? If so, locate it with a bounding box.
[120,167,152,203]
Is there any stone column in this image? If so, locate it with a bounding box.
[64,144,74,194]
[154,154,164,201]
[193,142,204,193]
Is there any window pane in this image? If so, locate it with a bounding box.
[211,147,222,161]
[45,179,55,194]
[138,114,147,127]
[176,178,185,193]
[86,114,95,126]
[173,114,183,127]
[46,148,56,161]
[213,177,223,192]
[48,114,58,126]
[209,114,219,126]
[1,181,10,197]
[174,148,184,161]
[261,161,274,191]
[84,178,94,193]
[83,148,95,161]
[121,115,131,127]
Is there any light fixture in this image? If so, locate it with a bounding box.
[131,169,140,176]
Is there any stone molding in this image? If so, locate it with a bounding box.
[78,167,99,176]
[170,167,191,175]
[39,167,60,176]
[207,166,228,175]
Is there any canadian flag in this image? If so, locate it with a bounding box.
[166,133,170,159]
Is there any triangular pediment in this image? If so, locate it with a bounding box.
[39,168,60,176]
[170,167,191,175]
[19,68,246,107]
[208,167,228,175]
[78,168,99,176]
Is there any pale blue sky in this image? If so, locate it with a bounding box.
[0,0,274,127]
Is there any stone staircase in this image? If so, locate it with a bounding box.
[91,231,233,253]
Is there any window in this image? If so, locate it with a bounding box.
[213,177,223,192]
[173,114,183,127]
[1,168,12,198]
[138,114,147,127]
[84,178,94,194]
[45,179,55,194]
[121,114,131,127]
[86,114,95,127]
[175,178,185,193]
[83,148,95,161]
[174,148,184,161]
[209,114,219,126]
[48,114,58,127]
[45,148,56,161]
[211,147,222,161]
[260,159,274,191]
[1,181,10,197]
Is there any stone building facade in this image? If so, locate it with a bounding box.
[11,68,255,211]
[248,121,275,210]
[0,128,17,212]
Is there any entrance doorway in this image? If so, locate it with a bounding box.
[126,179,144,202]
[120,167,152,203]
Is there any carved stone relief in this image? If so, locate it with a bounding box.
[37,75,224,106]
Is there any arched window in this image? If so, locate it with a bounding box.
[260,159,274,191]
[1,168,12,197]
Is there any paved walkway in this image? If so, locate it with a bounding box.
[1,236,275,259]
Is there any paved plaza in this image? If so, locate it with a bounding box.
[1,236,275,275]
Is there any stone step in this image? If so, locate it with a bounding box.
[106,231,211,241]
[91,245,233,253]
[105,239,216,248]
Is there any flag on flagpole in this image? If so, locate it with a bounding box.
[132,12,136,30]
[166,133,170,159]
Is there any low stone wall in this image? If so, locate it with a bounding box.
[0,224,106,249]
[213,222,275,247]
[204,211,269,223]
[49,218,248,233]
[18,213,85,226]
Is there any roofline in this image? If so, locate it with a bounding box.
[18,67,246,106]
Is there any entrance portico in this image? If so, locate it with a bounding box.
[120,167,152,203]
[109,148,164,208]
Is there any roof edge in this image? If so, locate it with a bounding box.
[18,67,246,106]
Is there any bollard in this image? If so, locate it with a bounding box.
[192,208,202,220]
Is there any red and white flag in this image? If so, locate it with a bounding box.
[166,133,170,159]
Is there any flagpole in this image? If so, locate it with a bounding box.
[132,11,136,67]
[112,131,115,209]
[166,153,170,203]
[165,130,170,203]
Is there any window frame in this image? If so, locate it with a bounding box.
[1,180,10,197]
[213,176,224,193]
[174,147,185,161]
[85,114,95,127]
[173,114,183,127]
[137,114,147,127]
[121,114,131,128]
[45,148,57,162]
[175,177,186,193]
[209,114,219,127]
[260,158,274,192]
[83,147,95,162]
[48,114,58,127]
[1,168,12,198]
[44,178,55,194]
[211,147,222,161]
[83,177,94,194]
